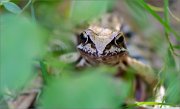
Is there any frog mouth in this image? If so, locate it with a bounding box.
[78,48,128,60]
[78,49,128,65]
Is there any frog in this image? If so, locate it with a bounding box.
[75,13,159,101]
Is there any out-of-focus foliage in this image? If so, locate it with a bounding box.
[162,50,180,104]
[125,0,180,106]
[40,72,130,109]
[69,0,114,25]
[0,0,180,108]
[0,14,46,95]
[125,0,149,29]
[0,0,22,14]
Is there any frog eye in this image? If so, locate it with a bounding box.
[114,34,124,46]
[80,32,88,44]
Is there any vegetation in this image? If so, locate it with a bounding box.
[0,0,180,108]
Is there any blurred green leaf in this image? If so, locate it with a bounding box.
[166,76,180,104]
[0,0,9,5]
[39,61,49,84]
[163,49,180,104]
[166,49,176,71]
[0,14,46,95]
[69,1,112,24]
[125,0,149,29]
[3,1,22,14]
[40,73,130,109]
[164,0,170,24]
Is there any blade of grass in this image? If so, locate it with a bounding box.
[20,0,36,23]
[30,2,36,23]
[21,0,32,13]
[147,4,163,12]
[172,45,180,49]
[39,61,49,84]
[147,3,180,22]
[164,0,180,56]
[163,1,179,106]
[135,101,175,107]
[164,0,173,53]
[126,101,175,108]
[164,0,170,36]
[139,0,180,41]
[168,8,180,22]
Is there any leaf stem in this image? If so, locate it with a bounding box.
[21,0,32,13]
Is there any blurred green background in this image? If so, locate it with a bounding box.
[0,0,180,108]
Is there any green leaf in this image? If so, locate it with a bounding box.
[69,1,112,24]
[0,0,9,5]
[0,14,46,95]
[39,73,130,109]
[39,60,49,84]
[166,76,180,104]
[125,0,149,29]
[3,2,22,14]
[167,49,176,67]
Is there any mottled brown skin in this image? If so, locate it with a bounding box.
[77,14,128,65]
[79,49,128,65]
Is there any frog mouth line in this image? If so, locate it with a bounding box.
[78,48,128,58]
[78,49,128,65]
